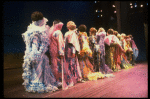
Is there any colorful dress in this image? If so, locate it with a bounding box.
[96,32,113,73]
[104,34,121,71]
[130,39,139,65]
[126,40,133,63]
[63,30,82,89]
[49,22,64,83]
[78,32,104,81]
[88,35,98,70]
[120,39,132,69]
[114,43,122,70]
[89,35,96,54]
[22,17,59,93]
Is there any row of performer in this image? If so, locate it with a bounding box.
[22,11,138,93]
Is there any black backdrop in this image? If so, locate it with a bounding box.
[3,1,147,61]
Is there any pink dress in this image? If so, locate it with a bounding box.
[49,22,64,83]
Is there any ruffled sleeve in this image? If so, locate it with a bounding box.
[67,32,80,53]
[53,30,65,56]
[29,34,41,61]
[104,35,121,46]
[79,32,92,57]
[29,31,49,61]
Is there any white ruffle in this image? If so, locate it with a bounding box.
[33,17,48,26]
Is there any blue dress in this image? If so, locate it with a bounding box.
[22,18,60,93]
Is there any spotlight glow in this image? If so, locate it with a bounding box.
[112,5,115,7]
[135,3,137,7]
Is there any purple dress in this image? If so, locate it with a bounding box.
[63,30,82,89]
[96,32,113,74]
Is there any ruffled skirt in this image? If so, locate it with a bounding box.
[22,54,60,93]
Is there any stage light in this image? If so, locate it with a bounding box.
[96,10,98,12]
[130,6,133,8]
[95,1,96,3]
[98,15,99,18]
[147,3,148,5]
[114,11,116,13]
[130,3,132,5]
[101,15,103,17]
[100,10,102,12]
[135,3,137,7]
[140,5,143,7]
[112,5,115,7]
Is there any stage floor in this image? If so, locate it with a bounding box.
[3,61,148,98]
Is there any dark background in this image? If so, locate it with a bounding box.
[2,1,148,61]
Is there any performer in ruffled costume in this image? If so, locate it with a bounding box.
[129,35,139,65]
[120,33,133,69]
[96,27,113,73]
[49,19,64,85]
[78,24,105,81]
[88,27,99,70]
[63,21,83,89]
[104,29,125,71]
[22,11,59,93]
[125,35,133,64]
[112,31,122,70]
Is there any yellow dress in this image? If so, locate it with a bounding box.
[121,40,133,69]
[78,32,104,81]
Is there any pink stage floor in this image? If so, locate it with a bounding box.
[4,61,148,98]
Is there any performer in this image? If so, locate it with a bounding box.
[120,33,132,69]
[113,31,122,70]
[125,35,133,64]
[113,30,118,36]
[63,21,83,89]
[22,11,59,93]
[88,27,98,70]
[96,27,113,73]
[104,29,125,71]
[49,19,64,85]
[89,27,97,55]
[129,35,139,65]
[78,24,104,81]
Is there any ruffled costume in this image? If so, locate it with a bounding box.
[96,32,113,73]
[120,39,133,69]
[22,17,60,93]
[78,32,105,81]
[49,22,64,83]
[63,30,83,89]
